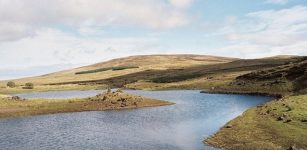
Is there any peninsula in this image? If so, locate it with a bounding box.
[0,89,174,119]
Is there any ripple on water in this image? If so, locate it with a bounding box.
[2,90,272,150]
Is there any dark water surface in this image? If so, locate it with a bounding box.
[2,90,272,150]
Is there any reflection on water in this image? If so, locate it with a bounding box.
[2,90,271,150]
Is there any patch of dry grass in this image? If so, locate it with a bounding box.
[0,91,174,119]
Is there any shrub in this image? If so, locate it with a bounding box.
[7,81,16,88]
[24,82,34,89]
[75,66,139,75]
[152,73,204,83]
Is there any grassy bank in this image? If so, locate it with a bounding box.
[0,91,174,119]
[205,94,307,150]
[203,58,307,149]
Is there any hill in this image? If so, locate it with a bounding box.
[0,54,236,85]
[0,54,304,93]
[204,56,307,150]
[208,56,307,95]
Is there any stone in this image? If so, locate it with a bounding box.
[287,145,297,150]
[10,96,24,101]
[277,116,284,121]
[107,87,111,93]
[116,89,123,93]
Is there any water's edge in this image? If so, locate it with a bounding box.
[2,90,271,150]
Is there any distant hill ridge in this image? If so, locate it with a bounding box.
[0,54,237,85]
[0,54,304,92]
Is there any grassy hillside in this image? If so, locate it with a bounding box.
[208,56,307,95]
[0,55,236,89]
[1,55,304,94]
[204,56,307,150]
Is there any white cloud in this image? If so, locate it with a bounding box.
[0,28,160,69]
[214,6,307,58]
[0,0,191,42]
[169,0,194,8]
[0,0,193,79]
[265,0,289,5]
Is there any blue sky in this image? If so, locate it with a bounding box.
[0,0,307,80]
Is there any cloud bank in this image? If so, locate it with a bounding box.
[0,0,192,42]
[216,6,307,58]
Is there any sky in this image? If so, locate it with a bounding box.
[1,0,307,80]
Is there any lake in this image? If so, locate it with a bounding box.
[1,90,272,150]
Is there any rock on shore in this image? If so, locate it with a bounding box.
[87,89,174,109]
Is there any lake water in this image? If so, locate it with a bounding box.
[1,90,272,150]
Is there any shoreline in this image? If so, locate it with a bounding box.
[2,88,306,149]
[0,91,174,119]
[203,92,307,150]
[0,85,203,95]
[200,90,283,98]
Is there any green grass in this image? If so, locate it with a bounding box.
[75,66,139,75]
[125,72,235,90]
[205,94,307,150]
[209,80,294,96]
[151,73,205,83]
